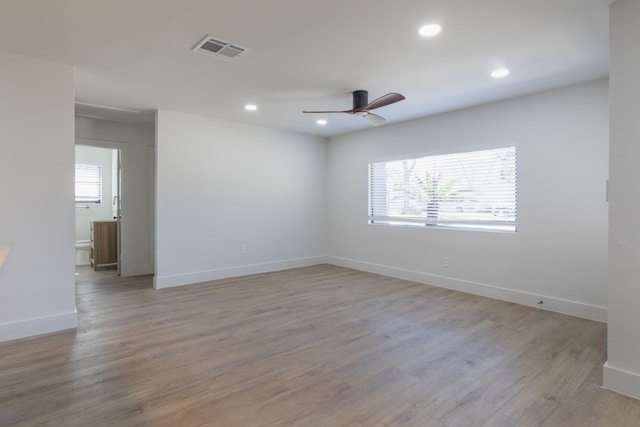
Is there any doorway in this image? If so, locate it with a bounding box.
[74,131,155,280]
[75,145,121,273]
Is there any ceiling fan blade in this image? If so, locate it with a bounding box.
[363,112,386,126]
[302,110,348,114]
[361,93,405,111]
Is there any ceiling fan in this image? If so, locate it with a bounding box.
[303,90,405,126]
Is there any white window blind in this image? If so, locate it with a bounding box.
[75,164,102,203]
[369,146,517,232]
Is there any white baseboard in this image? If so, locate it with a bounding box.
[327,256,607,323]
[603,361,640,400]
[0,310,78,343]
[154,256,329,289]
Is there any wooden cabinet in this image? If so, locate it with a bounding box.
[90,220,118,271]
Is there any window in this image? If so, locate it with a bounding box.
[75,164,102,203]
[369,146,517,232]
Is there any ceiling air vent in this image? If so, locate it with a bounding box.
[192,35,248,62]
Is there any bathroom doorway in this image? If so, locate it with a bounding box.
[75,145,121,274]
[74,110,156,280]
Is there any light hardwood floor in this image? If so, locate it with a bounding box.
[1,264,639,426]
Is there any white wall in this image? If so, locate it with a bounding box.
[0,51,76,341]
[604,0,640,400]
[155,110,327,288]
[327,79,609,322]
[76,117,155,276]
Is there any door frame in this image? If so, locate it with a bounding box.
[76,138,131,276]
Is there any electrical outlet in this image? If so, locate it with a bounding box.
[443,257,450,268]
[239,245,246,255]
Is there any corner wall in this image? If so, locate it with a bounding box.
[604,0,640,400]
[327,79,609,322]
[155,110,327,288]
[0,51,76,341]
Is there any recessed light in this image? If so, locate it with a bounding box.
[491,68,510,79]
[419,24,442,37]
[244,104,258,111]
[316,119,328,126]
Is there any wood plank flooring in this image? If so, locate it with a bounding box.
[1,264,639,426]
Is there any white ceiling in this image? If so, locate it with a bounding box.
[0,0,610,136]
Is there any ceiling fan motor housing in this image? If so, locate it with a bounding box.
[353,90,368,110]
